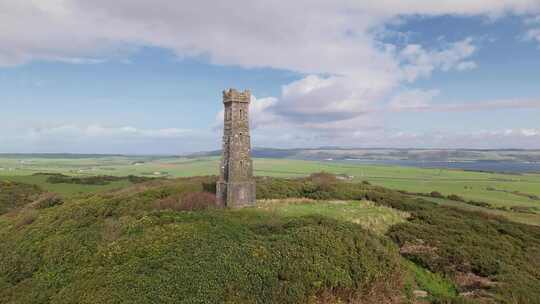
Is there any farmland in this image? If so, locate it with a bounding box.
[1,155,540,225]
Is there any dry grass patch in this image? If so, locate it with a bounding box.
[153,191,218,212]
[15,209,39,228]
[256,199,409,234]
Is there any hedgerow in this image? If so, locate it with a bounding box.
[41,173,156,185]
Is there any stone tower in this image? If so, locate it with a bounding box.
[216,88,256,207]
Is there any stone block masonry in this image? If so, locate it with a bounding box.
[216,88,256,207]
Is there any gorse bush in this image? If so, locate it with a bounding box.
[430,191,444,198]
[153,191,218,211]
[1,174,540,303]
[465,200,491,208]
[0,181,42,215]
[42,173,156,185]
[255,175,389,202]
[14,209,39,228]
[446,194,465,202]
[31,192,64,209]
[252,175,540,303]
[387,204,540,303]
[308,171,338,185]
[152,196,182,211]
[181,191,217,209]
[0,177,403,304]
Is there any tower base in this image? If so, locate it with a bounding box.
[216,181,256,208]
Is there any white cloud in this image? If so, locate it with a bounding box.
[249,97,281,129]
[272,74,395,122]
[214,96,280,128]
[253,126,540,150]
[0,123,210,154]
[1,1,536,70]
[398,38,478,81]
[255,37,478,129]
[246,95,540,148]
[38,124,192,139]
[3,120,539,154]
[389,89,440,110]
[53,57,107,65]
[525,28,540,44]
[456,61,478,71]
[525,15,540,24]
[388,98,540,112]
[523,14,540,47]
[1,1,540,150]
[0,0,483,131]
[519,129,540,137]
[421,128,540,149]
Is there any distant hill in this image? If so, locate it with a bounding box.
[4,148,540,163]
[186,147,540,162]
[0,153,125,159]
[185,148,303,159]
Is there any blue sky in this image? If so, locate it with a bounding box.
[1,1,540,154]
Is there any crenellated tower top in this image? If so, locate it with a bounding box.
[223,88,251,103]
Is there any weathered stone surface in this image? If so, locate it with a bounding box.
[216,88,256,207]
[413,290,428,298]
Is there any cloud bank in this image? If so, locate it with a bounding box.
[0,123,213,154]
[1,0,540,151]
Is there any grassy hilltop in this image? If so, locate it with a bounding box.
[1,174,540,303]
[2,155,540,225]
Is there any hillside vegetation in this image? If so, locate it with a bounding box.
[2,155,540,227]
[0,177,403,304]
[0,181,42,215]
[1,174,539,303]
[257,174,540,300]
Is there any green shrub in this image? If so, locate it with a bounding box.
[0,182,403,303]
[0,181,42,215]
[2,175,540,303]
[405,261,458,300]
[14,209,39,228]
[466,200,491,208]
[430,191,444,198]
[31,193,64,209]
[253,176,540,303]
[307,171,338,185]
[45,174,156,185]
[446,194,465,202]
[387,202,540,303]
[181,191,217,210]
[153,191,218,211]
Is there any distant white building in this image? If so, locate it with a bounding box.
[336,174,353,181]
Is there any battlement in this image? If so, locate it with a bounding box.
[223,88,251,103]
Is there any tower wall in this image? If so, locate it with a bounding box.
[217,88,256,207]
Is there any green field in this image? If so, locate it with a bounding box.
[256,199,409,234]
[0,174,134,196]
[2,155,540,225]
